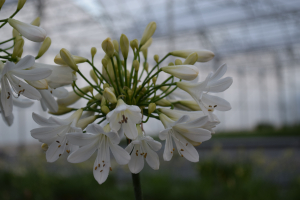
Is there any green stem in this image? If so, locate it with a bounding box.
[0,10,20,28]
[110,57,121,95]
[0,38,14,45]
[77,70,102,94]
[124,58,128,86]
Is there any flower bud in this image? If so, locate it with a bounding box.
[36,37,51,59]
[57,86,92,106]
[113,39,119,52]
[101,106,110,114]
[170,50,215,62]
[133,60,139,71]
[41,143,48,151]
[140,22,156,46]
[177,100,200,111]
[12,28,19,38]
[156,99,172,107]
[144,62,149,72]
[120,34,129,59]
[94,93,102,101]
[154,54,159,63]
[91,47,97,58]
[183,52,198,65]
[90,70,98,84]
[8,18,46,42]
[175,59,182,65]
[77,115,97,130]
[130,39,139,50]
[168,62,174,66]
[101,96,107,106]
[54,54,87,65]
[161,65,199,81]
[0,0,5,10]
[49,105,73,115]
[152,77,157,85]
[148,103,156,114]
[127,89,133,98]
[103,83,110,89]
[142,49,147,59]
[102,37,114,57]
[103,87,117,104]
[18,48,23,57]
[17,0,26,11]
[12,37,24,59]
[140,37,152,51]
[102,58,108,68]
[31,17,40,26]
[60,48,78,71]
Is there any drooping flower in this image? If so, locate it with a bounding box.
[159,114,211,162]
[0,56,52,117]
[176,64,232,120]
[106,99,142,139]
[125,125,162,174]
[30,109,83,162]
[8,18,47,42]
[67,124,130,184]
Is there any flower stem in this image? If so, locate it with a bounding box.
[131,173,143,200]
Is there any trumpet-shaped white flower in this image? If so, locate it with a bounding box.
[125,126,161,174]
[8,18,47,42]
[39,87,68,112]
[67,124,130,184]
[30,109,83,162]
[161,65,199,81]
[32,63,76,89]
[107,99,142,139]
[159,114,211,162]
[0,56,52,117]
[158,108,220,134]
[177,64,232,120]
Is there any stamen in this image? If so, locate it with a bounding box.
[66,150,70,153]
[186,143,188,146]
[208,109,212,111]
[100,170,103,172]
[214,105,217,108]
[144,153,147,158]
[66,143,68,145]
[58,145,61,148]
[173,148,175,151]
[103,164,106,167]
[102,160,104,163]
[181,155,183,157]
[56,141,60,143]
[110,167,112,171]
[209,105,212,108]
[181,149,184,151]
[59,154,62,157]
[98,164,100,167]
[171,151,173,153]
[18,85,21,87]
[95,166,97,170]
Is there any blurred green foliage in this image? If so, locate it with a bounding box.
[0,160,299,200]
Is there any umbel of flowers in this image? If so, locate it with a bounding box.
[0,0,233,190]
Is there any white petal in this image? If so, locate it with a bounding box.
[86,123,104,135]
[46,136,67,162]
[179,128,211,143]
[52,87,68,98]
[144,137,162,151]
[8,75,41,100]
[93,146,110,184]
[0,109,14,126]
[106,131,120,144]
[11,68,52,81]
[30,125,67,143]
[162,65,199,81]
[128,145,144,174]
[209,64,227,83]
[176,116,208,129]
[13,55,35,70]
[202,94,231,111]
[67,132,98,146]
[12,97,34,108]
[122,117,138,139]
[159,128,170,140]
[163,134,174,161]
[32,112,56,126]
[206,77,233,93]
[109,140,130,165]
[40,99,47,111]
[126,109,142,124]
[173,132,199,162]
[67,140,98,163]
[144,142,160,170]
[0,62,14,79]
[39,90,58,112]
[174,115,190,125]
[1,78,13,117]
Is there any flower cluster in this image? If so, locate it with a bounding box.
[0,1,233,185]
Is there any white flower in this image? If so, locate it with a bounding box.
[158,108,220,134]
[8,18,47,42]
[107,99,142,139]
[0,56,52,117]
[161,65,199,81]
[32,63,76,89]
[39,87,68,112]
[170,49,215,62]
[176,64,232,120]
[159,114,211,162]
[125,126,162,174]
[30,109,83,162]
[67,124,130,184]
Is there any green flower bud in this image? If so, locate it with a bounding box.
[154,54,159,63]
[168,62,174,66]
[17,0,26,11]
[103,88,117,104]
[90,70,98,84]
[183,52,198,65]
[60,48,78,71]
[133,60,139,71]
[36,37,51,59]
[140,22,156,46]
[120,34,129,59]
[175,59,182,65]
[101,106,110,114]
[113,39,119,52]
[140,37,152,51]
[130,39,139,50]
[148,103,156,114]
[102,37,114,57]
[31,17,40,26]
[91,47,97,58]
